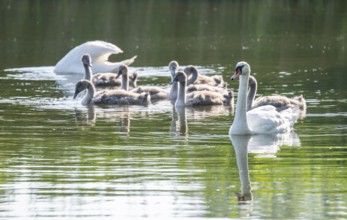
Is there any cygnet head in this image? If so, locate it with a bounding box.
[231,61,250,80]
[81,54,92,67]
[73,80,90,99]
[168,61,179,73]
[171,71,187,84]
[183,65,198,76]
[116,64,128,78]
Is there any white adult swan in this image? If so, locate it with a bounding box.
[247,75,306,115]
[81,54,138,88]
[54,40,137,74]
[73,80,150,106]
[229,61,299,135]
[171,71,233,107]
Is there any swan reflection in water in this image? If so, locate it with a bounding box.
[229,132,301,205]
[73,105,132,133]
[170,105,234,138]
[170,106,188,136]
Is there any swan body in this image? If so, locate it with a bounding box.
[184,65,227,88]
[247,76,306,114]
[54,40,137,74]
[172,71,232,107]
[81,53,138,88]
[187,83,228,93]
[229,61,299,135]
[92,71,138,88]
[73,80,150,105]
[131,86,168,101]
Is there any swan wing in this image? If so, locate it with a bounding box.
[54,41,124,74]
[247,105,292,134]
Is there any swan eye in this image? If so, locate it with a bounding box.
[235,65,244,74]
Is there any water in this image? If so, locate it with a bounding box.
[0,1,346,219]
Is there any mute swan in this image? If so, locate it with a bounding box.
[171,71,233,107]
[247,76,306,114]
[168,61,179,101]
[54,40,137,74]
[73,80,150,106]
[81,53,138,88]
[229,61,299,135]
[114,64,131,91]
[114,64,169,101]
[184,65,227,88]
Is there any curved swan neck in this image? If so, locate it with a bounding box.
[230,73,251,135]
[247,76,257,111]
[186,67,198,85]
[82,82,96,105]
[175,79,187,107]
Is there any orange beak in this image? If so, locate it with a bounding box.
[231,69,241,80]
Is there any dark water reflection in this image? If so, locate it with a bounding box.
[0,0,347,219]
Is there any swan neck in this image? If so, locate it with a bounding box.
[230,74,251,134]
[169,82,178,101]
[84,64,93,81]
[121,72,129,91]
[82,82,95,105]
[175,81,186,107]
[187,69,198,85]
[247,76,257,111]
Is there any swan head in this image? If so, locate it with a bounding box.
[73,80,90,99]
[115,64,128,78]
[183,65,198,76]
[168,61,179,73]
[231,61,250,80]
[170,71,186,84]
[81,54,92,67]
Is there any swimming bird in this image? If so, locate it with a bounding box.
[247,75,306,114]
[171,71,233,107]
[54,40,137,74]
[229,61,299,135]
[73,80,150,106]
[184,65,227,88]
[81,53,138,88]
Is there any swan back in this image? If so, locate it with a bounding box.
[184,65,226,87]
[74,79,150,105]
[93,90,150,105]
[92,71,138,88]
[131,86,168,101]
[54,40,137,74]
[248,76,306,115]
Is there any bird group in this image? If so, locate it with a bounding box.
[54,40,306,134]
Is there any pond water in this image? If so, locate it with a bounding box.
[0,1,346,219]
